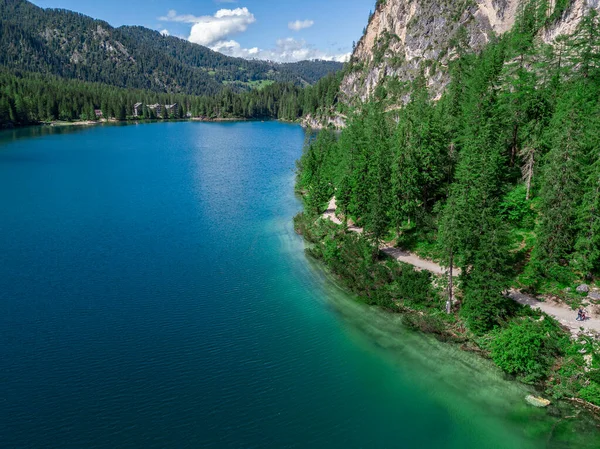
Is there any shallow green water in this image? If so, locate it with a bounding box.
[0,122,598,448]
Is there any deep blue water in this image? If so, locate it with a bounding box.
[0,122,597,448]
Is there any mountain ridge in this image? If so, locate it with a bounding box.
[0,0,342,95]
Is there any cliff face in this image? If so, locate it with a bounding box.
[543,0,600,41]
[341,0,600,104]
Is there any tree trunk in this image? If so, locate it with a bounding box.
[446,251,454,314]
[510,123,518,167]
[521,147,535,200]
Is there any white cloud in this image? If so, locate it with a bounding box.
[159,10,203,23]
[161,8,255,46]
[213,37,350,63]
[288,20,314,31]
[160,29,170,36]
[159,8,348,63]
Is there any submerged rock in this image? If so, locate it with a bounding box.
[526,395,551,407]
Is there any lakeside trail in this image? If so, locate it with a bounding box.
[509,290,600,335]
[322,197,600,335]
[323,197,457,275]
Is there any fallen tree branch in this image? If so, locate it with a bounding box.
[567,397,600,416]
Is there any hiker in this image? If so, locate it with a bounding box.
[576,308,587,321]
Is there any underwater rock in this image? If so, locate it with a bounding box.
[525,395,551,407]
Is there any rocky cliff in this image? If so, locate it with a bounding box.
[341,0,600,104]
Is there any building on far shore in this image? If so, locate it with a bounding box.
[133,103,143,117]
[94,109,103,118]
[165,103,178,117]
[147,104,162,117]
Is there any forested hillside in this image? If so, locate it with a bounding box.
[0,0,342,96]
[296,4,600,404]
[0,68,344,125]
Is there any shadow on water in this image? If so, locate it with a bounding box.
[0,124,94,145]
[0,121,186,147]
[0,122,139,147]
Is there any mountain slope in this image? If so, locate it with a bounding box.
[341,0,599,104]
[0,0,342,95]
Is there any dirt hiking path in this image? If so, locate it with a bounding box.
[509,290,600,335]
[322,197,600,335]
[323,197,456,276]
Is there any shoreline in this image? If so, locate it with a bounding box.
[297,201,600,421]
[2,116,283,131]
[322,197,600,336]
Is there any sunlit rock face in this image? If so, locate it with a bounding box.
[341,0,600,104]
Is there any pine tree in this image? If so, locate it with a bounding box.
[439,43,512,330]
[534,85,589,270]
[337,174,351,227]
[364,101,391,251]
[390,110,421,231]
[567,9,600,79]
[460,213,511,334]
[576,155,600,276]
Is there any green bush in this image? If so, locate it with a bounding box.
[489,318,562,382]
[460,268,517,334]
[579,382,600,406]
[302,219,438,312]
[499,184,535,229]
[587,369,600,384]
[389,265,433,305]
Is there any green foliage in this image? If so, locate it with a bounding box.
[295,212,438,311]
[548,0,574,24]
[489,318,563,382]
[386,260,435,306]
[579,382,600,406]
[499,184,535,228]
[587,370,600,384]
[459,221,515,335]
[372,30,399,66]
[297,130,339,213]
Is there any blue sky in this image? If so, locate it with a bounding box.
[31,0,375,62]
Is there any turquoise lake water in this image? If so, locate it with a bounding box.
[1,122,599,448]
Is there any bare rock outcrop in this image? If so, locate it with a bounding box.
[341,0,600,104]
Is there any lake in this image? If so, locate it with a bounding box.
[0,121,598,448]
